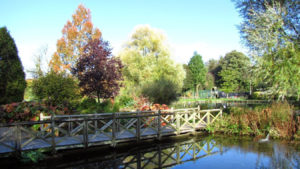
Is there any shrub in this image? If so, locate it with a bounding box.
[142,77,179,105]
[77,98,120,114]
[0,27,26,104]
[0,101,75,123]
[208,102,298,138]
[31,71,80,106]
[21,149,46,163]
[117,95,135,108]
[252,91,268,100]
[140,104,169,111]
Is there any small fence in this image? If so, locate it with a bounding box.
[0,107,222,155]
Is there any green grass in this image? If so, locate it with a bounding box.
[178,97,249,102]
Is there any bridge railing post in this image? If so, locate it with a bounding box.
[111,113,116,147]
[50,114,56,154]
[220,109,223,118]
[136,111,141,143]
[157,110,161,140]
[176,112,180,135]
[83,117,88,149]
[192,110,196,133]
[68,116,71,136]
[15,125,21,156]
[207,111,210,125]
[94,114,97,134]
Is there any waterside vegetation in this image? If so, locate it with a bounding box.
[207,102,300,140]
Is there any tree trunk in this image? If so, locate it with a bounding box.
[249,80,252,96]
[196,84,201,98]
[97,92,100,103]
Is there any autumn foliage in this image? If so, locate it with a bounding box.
[49,4,101,72]
[72,39,123,102]
[0,101,74,123]
[140,104,169,111]
[208,102,299,139]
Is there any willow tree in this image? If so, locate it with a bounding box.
[118,25,185,99]
[49,4,101,72]
[235,0,300,100]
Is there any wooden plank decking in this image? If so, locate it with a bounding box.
[0,107,222,154]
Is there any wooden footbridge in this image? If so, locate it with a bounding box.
[0,107,222,155]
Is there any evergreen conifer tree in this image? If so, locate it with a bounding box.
[0,27,26,104]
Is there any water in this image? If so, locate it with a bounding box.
[4,134,299,169]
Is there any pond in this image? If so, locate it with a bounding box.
[4,134,299,169]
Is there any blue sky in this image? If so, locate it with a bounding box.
[1,0,245,78]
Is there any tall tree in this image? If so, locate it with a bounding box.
[72,39,123,103]
[234,0,300,99]
[0,27,26,104]
[49,4,101,72]
[119,25,185,96]
[233,0,299,44]
[206,59,222,88]
[182,64,194,92]
[219,50,251,94]
[188,52,207,95]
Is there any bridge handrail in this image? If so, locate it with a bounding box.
[0,108,222,127]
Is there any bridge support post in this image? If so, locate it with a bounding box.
[207,111,211,125]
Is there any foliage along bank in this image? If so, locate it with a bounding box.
[207,102,300,140]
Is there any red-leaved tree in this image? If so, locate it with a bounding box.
[72,39,123,102]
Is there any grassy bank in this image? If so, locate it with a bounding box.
[178,98,248,102]
[207,102,300,140]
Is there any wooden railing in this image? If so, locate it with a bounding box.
[0,107,222,154]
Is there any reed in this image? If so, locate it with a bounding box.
[207,101,299,139]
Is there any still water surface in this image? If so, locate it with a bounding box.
[15,134,299,169]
